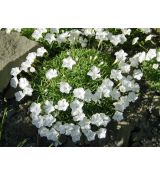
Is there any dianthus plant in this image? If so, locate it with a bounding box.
[8,28,160,146]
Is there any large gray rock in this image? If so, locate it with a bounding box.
[0,31,39,92]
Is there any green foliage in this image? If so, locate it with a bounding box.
[142,60,160,91]
[20,28,35,39]
[31,48,116,122]
[32,48,115,101]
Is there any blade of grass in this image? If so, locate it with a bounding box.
[17,138,29,147]
[0,108,8,141]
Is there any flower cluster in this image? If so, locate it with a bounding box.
[8,28,160,146]
[10,47,47,101]
[26,48,142,145]
[30,28,134,47]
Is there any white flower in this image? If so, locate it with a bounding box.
[71,132,81,142]
[127,92,138,102]
[84,89,93,102]
[57,99,69,111]
[110,69,123,81]
[140,28,151,34]
[45,33,56,44]
[114,96,129,112]
[110,35,121,46]
[96,128,107,139]
[32,115,44,128]
[70,99,84,116]
[78,118,91,130]
[132,37,139,45]
[133,69,143,80]
[46,128,59,141]
[156,51,160,62]
[119,34,127,44]
[30,102,41,115]
[145,34,154,41]
[87,66,101,80]
[79,37,88,47]
[10,67,21,76]
[119,85,126,93]
[152,64,159,70]
[82,129,96,141]
[126,75,134,81]
[60,82,72,94]
[62,56,76,70]
[19,78,29,89]
[120,76,134,92]
[23,86,33,96]
[20,60,31,72]
[110,88,121,100]
[118,62,130,73]
[29,67,36,73]
[102,78,114,88]
[15,91,25,101]
[64,123,74,135]
[73,113,85,121]
[98,78,114,98]
[32,30,42,40]
[115,49,128,63]
[54,123,65,134]
[91,113,104,127]
[113,111,124,121]
[37,47,47,57]
[113,102,126,112]
[43,114,56,127]
[26,52,37,64]
[137,52,146,63]
[10,76,18,88]
[90,113,110,127]
[57,32,69,43]
[54,122,64,134]
[38,127,49,137]
[92,90,103,102]
[129,56,139,68]
[84,28,95,36]
[70,125,81,142]
[121,28,131,35]
[96,30,110,41]
[97,86,109,98]
[46,69,58,80]
[73,88,85,100]
[71,134,81,143]
[132,83,140,93]
[44,100,55,114]
[146,49,156,61]
[37,28,47,34]
[68,30,81,44]
[101,114,111,127]
[50,28,59,33]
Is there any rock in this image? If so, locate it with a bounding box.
[0,31,39,92]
